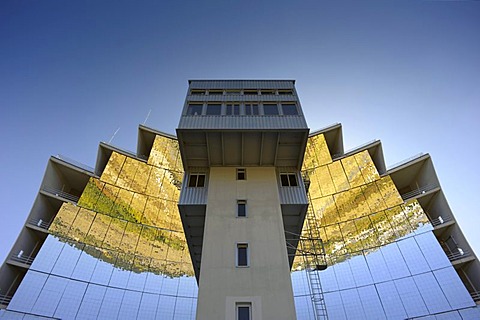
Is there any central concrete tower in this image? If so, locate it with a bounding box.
[177,80,309,320]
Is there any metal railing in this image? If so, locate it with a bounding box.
[470,291,480,302]
[41,186,80,203]
[27,218,51,230]
[444,248,471,262]
[387,153,425,171]
[430,215,453,227]
[401,183,438,200]
[54,154,95,173]
[0,294,12,305]
[9,253,35,265]
[101,142,145,161]
[344,139,379,155]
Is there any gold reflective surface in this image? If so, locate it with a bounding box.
[296,135,432,267]
[50,135,193,277]
[49,131,431,275]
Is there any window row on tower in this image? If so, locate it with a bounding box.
[186,102,299,116]
[186,169,299,188]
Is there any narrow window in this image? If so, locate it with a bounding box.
[237,168,246,180]
[243,89,258,95]
[236,303,252,320]
[226,103,240,115]
[208,90,223,95]
[188,173,206,187]
[280,173,298,187]
[245,104,259,115]
[260,89,275,95]
[187,103,203,116]
[237,200,247,217]
[237,243,249,267]
[190,89,206,95]
[281,103,298,115]
[226,90,241,95]
[278,89,294,95]
[206,103,222,115]
[263,103,279,115]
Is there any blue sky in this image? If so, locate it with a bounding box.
[1,1,479,264]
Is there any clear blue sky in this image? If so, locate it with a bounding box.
[1,1,479,264]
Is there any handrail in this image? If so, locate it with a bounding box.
[0,294,12,305]
[470,291,480,302]
[387,153,425,171]
[41,186,80,203]
[27,218,51,230]
[344,139,379,155]
[101,142,148,161]
[401,183,439,200]
[54,154,95,173]
[430,215,453,227]
[444,248,471,262]
[10,253,35,265]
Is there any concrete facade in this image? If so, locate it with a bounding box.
[196,167,296,320]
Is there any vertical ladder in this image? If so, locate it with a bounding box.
[284,174,329,319]
[302,190,328,320]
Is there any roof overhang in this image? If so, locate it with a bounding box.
[177,129,309,170]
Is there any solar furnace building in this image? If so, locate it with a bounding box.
[0,80,479,320]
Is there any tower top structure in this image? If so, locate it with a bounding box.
[177,79,309,170]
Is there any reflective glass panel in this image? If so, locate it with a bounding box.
[357,285,386,319]
[54,279,88,319]
[31,275,67,317]
[376,281,408,319]
[394,277,429,318]
[323,291,346,319]
[328,161,350,193]
[100,152,126,184]
[8,271,48,313]
[137,292,159,319]
[341,155,365,188]
[97,287,123,319]
[51,241,83,277]
[397,236,430,275]
[76,284,107,319]
[118,290,142,320]
[434,267,475,309]
[413,272,450,314]
[341,288,366,320]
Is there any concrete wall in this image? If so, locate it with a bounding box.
[196,167,296,320]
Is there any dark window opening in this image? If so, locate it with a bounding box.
[188,173,206,187]
[263,104,279,115]
[237,200,247,217]
[237,168,246,180]
[208,90,223,95]
[278,89,294,95]
[282,103,298,115]
[190,89,206,95]
[237,304,251,320]
[280,173,298,187]
[243,89,258,95]
[187,104,203,116]
[237,244,249,267]
[261,89,275,95]
[206,104,222,115]
[227,104,240,115]
[245,104,259,115]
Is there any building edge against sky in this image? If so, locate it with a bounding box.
[0,80,479,319]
